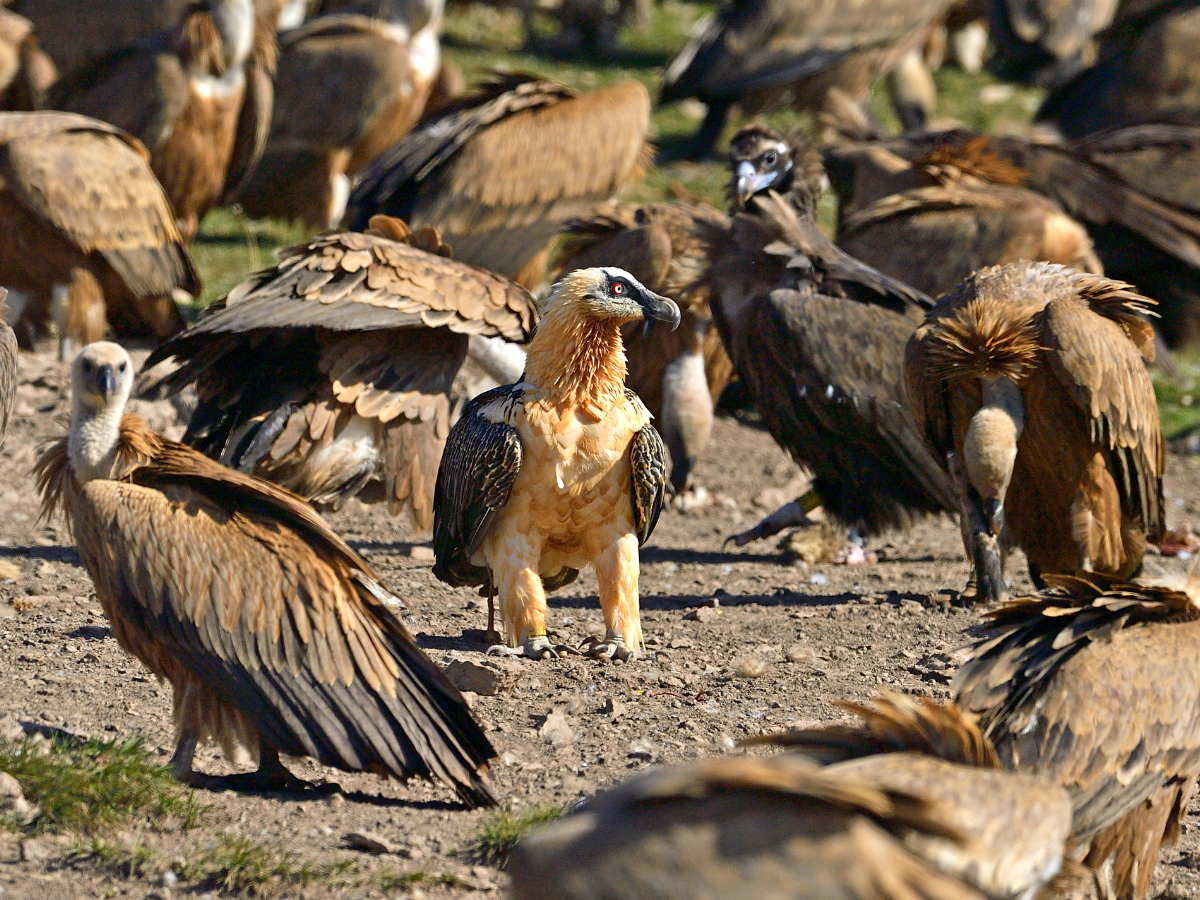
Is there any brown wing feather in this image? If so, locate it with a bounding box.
[0,291,15,447]
[220,13,277,204]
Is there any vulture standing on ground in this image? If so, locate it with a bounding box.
[825,126,1200,347]
[553,201,734,495]
[0,111,198,357]
[657,0,953,159]
[345,74,653,291]
[0,290,14,447]
[1036,0,1200,137]
[705,125,956,549]
[905,262,1164,602]
[954,573,1200,899]
[235,0,448,229]
[510,694,1077,900]
[835,136,1102,300]
[0,8,55,111]
[36,341,497,805]
[49,0,277,240]
[433,268,677,661]
[139,215,536,532]
[987,0,1119,87]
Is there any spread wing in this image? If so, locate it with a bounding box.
[0,111,200,299]
[432,385,524,588]
[0,292,14,446]
[1037,282,1165,540]
[76,440,496,806]
[628,415,668,546]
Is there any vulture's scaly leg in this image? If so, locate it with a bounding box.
[485,572,501,647]
[725,491,821,547]
[169,732,199,785]
[486,530,577,659]
[582,532,642,661]
[947,452,1007,603]
[190,743,338,795]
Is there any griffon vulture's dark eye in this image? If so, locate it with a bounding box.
[763,151,778,166]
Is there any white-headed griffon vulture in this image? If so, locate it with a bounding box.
[48,0,277,240]
[139,215,536,532]
[954,572,1200,899]
[0,289,15,447]
[35,341,496,805]
[235,0,447,229]
[706,125,957,550]
[553,200,734,495]
[433,268,677,661]
[905,262,1164,602]
[0,111,199,358]
[0,8,56,111]
[345,73,653,291]
[510,693,1077,900]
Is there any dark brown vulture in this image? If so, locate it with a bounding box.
[433,268,676,661]
[511,694,1076,900]
[35,341,496,804]
[987,0,1120,87]
[139,215,536,532]
[553,200,734,495]
[657,0,953,159]
[824,126,1200,347]
[0,289,15,447]
[344,73,653,291]
[705,125,956,549]
[0,7,55,111]
[905,262,1163,602]
[835,137,1102,300]
[49,0,277,240]
[0,111,198,357]
[954,573,1200,899]
[235,0,446,229]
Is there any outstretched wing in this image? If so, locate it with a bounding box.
[628,416,668,546]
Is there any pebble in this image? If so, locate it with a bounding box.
[540,710,576,748]
[443,658,521,696]
[809,573,830,586]
[409,546,435,562]
[343,831,395,854]
[684,607,718,624]
[627,739,654,760]
[785,644,816,664]
[733,656,770,678]
[19,838,51,863]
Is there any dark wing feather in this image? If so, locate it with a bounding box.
[0,291,14,446]
[628,416,668,546]
[432,385,523,588]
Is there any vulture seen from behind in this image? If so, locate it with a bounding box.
[658,0,953,158]
[140,215,536,533]
[0,111,199,357]
[954,572,1200,899]
[0,7,55,111]
[433,268,677,661]
[36,341,497,805]
[553,200,734,495]
[707,125,956,549]
[905,262,1164,602]
[236,0,447,228]
[511,693,1077,900]
[50,0,277,240]
[345,74,653,290]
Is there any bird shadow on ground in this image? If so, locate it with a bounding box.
[67,625,114,641]
[1,545,81,565]
[548,590,855,612]
[641,546,783,566]
[348,540,427,557]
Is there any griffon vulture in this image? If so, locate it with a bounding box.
[835,137,1102,300]
[511,694,1076,900]
[433,268,677,661]
[235,0,446,229]
[140,215,536,532]
[0,8,55,111]
[706,125,956,549]
[553,201,734,495]
[905,262,1164,602]
[36,342,496,804]
[658,0,953,158]
[49,0,277,240]
[345,74,652,290]
[1036,0,1200,136]
[987,0,1119,86]
[0,111,199,357]
[954,572,1200,899]
[0,290,15,447]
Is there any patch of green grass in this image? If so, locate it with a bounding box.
[191,207,309,311]
[0,735,206,836]
[66,837,161,880]
[197,835,356,896]
[466,803,563,868]
[1154,347,1200,439]
[376,868,470,892]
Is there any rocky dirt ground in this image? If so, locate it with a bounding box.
[2,346,1200,899]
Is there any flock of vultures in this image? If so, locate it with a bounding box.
[1,0,1200,897]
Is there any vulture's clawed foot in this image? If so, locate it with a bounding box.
[725,499,814,548]
[189,770,338,796]
[487,635,582,660]
[580,633,639,662]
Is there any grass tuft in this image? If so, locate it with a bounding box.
[198,835,356,896]
[466,803,563,868]
[0,735,206,835]
[376,868,470,891]
[66,837,160,879]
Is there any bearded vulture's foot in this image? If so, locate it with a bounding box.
[185,749,339,795]
[580,634,640,662]
[725,500,813,547]
[487,635,582,660]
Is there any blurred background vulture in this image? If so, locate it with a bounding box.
[140,215,536,532]
[705,125,956,550]
[511,694,1076,900]
[0,111,199,357]
[36,341,496,805]
[987,0,1120,87]
[47,0,277,240]
[955,573,1200,899]
[236,0,451,228]
[0,7,54,111]
[658,0,954,159]
[553,200,734,497]
[0,289,14,447]
[345,74,652,290]
[905,262,1164,602]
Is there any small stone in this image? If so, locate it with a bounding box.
[627,739,654,760]
[704,595,720,608]
[396,844,426,861]
[734,656,771,678]
[540,710,576,748]
[668,637,694,649]
[344,831,396,854]
[899,599,925,616]
[0,772,23,800]
[19,838,51,863]
[785,644,816,664]
[565,696,585,715]
[684,607,719,624]
[501,751,522,768]
[602,698,626,720]
[443,659,520,696]
[808,573,830,586]
[409,546,435,562]
[0,716,24,744]
[161,870,179,888]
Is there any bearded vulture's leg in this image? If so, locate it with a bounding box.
[485,530,577,659]
[169,732,199,784]
[582,532,642,661]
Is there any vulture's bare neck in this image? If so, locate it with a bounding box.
[524,302,627,415]
[68,402,125,484]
